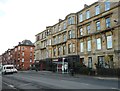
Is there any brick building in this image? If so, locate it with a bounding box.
[35,1,120,71]
[0,55,2,68]
[2,40,35,70]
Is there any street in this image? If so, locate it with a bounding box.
[1,71,120,91]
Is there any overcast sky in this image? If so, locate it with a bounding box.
[0,0,97,54]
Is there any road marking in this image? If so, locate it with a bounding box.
[9,85,15,88]
[3,81,17,89]
[111,87,119,90]
[80,83,89,85]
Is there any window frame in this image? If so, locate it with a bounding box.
[68,44,72,53]
[86,10,90,19]
[96,38,102,50]
[105,1,110,11]
[79,28,83,36]
[88,57,92,68]
[96,21,101,31]
[95,5,100,15]
[107,35,112,49]
[80,42,84,52]
[73,43,75,53]
[79,13,83,22]
[87,40,91,51]
[106,17,111,28]
[87,25,90,34]
[68,30,72,39]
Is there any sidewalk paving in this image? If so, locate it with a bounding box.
[39,71,119,81]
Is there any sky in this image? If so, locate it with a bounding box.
[0,0,97,55]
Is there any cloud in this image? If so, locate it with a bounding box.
[0,0,97,54]
[0,0,8,4]
[0,10,5,16]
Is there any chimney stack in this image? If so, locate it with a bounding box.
[84,4,88,8]
[59,19,62,22]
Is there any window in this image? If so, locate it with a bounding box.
[73,43,75,53]
[88,57,92,68]
[22,58,24,62]
[40,34,42,39]
[71,16,74,24]
[30,53,32,56]
[58,47,61,56]
[47,39,52,45]
[63,34,67,42]
[86,10,90,19]
[96,38,101,50]
[15,48,17,52]
[68,17,72,25]
[87,40,91,51]
[49,39,51,45]
[79,14,83,22]
[58,25,61,31]
[30,59,32,62]
[68,17,74,25]
[68,44,72,53]
[18,46,20,50]
[63,46,66,55]
[53,48,56,56]
[68,30,72,39]
[80,42,84,52]
[98,56,105,68]
[96,21,101,30]
[37,36,39,41]
[30,47,32,51]
[107,35,112,49]
[58,35,61,43]
[87,25,90,34]
[18,58,20,61]
[22,52,24,56]
[106,17,110,28]
[105,1,110,11]
[72,30,75,38]
[54,37,56,44]
[63,22,66,30]
[95,5,100,15]
[22,47,24,51]
[79,28,83,36]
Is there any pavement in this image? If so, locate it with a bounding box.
[24,70,119,81]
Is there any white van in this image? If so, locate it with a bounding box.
[2,65,17,74]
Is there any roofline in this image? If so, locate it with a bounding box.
[76,1,98,14]
[35,1,98,36]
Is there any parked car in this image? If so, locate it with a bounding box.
[2,65,17,74]
[13,68,18,73]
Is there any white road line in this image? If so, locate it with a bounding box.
[80,83,89,85]
[111,88,119,90]
[3,81,17,89]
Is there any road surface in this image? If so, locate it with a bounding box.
[1,71,120,91]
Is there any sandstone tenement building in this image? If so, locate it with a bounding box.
[35,1,120,71]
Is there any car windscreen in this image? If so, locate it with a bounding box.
[6,67,13,69]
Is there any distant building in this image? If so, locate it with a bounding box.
[0,55,2,67]
[2,40,35,70]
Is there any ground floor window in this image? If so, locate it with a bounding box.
[98,56,105,68]
[88,57,92,68]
